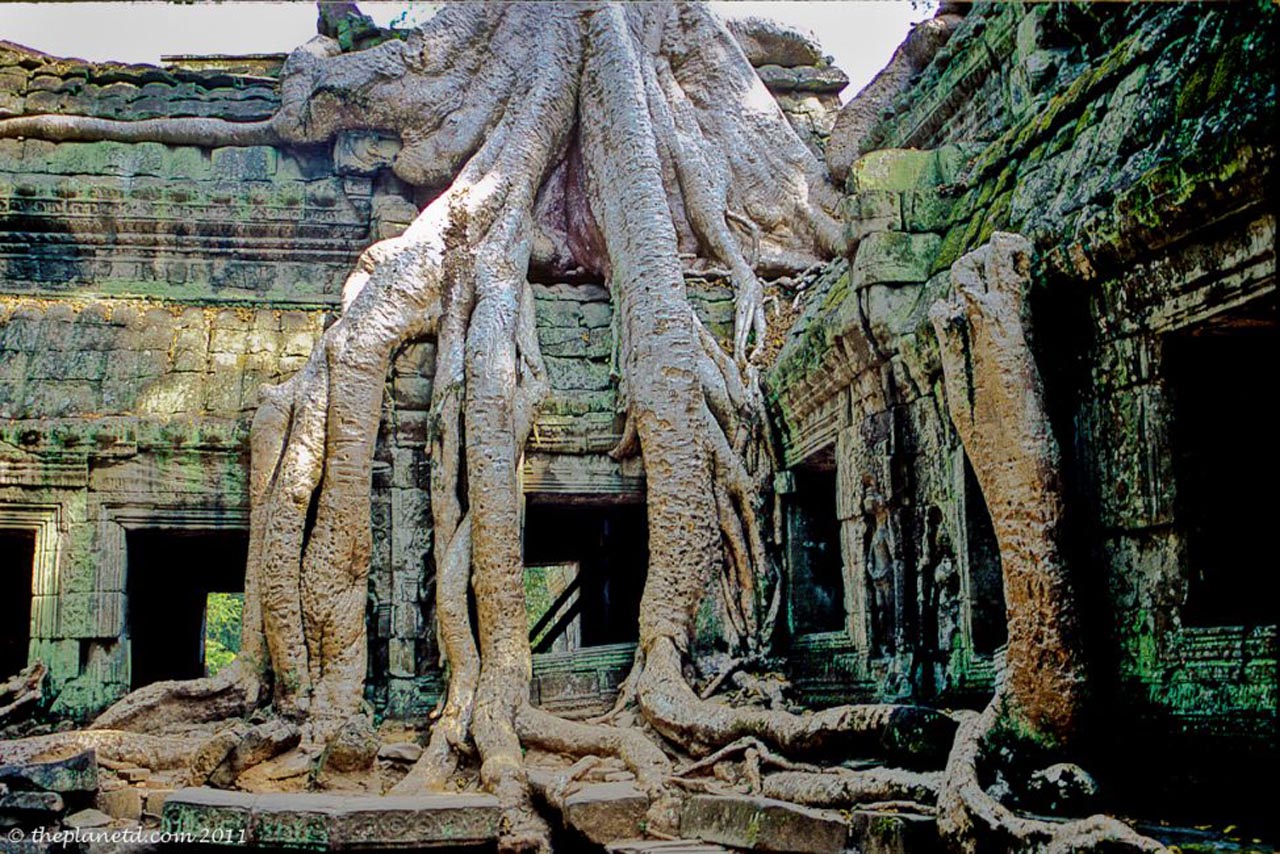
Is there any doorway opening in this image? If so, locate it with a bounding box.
[963,455,1007,655]
[786,466,845,636]
[126,529,248,689]
[1165,297,1276,627]
[0,528,35,676]
[523,499,647,651]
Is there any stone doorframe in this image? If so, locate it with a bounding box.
[98,504,249,686]
[0,502,62,665]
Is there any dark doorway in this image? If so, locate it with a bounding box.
[787,467,845,635]
[1165,298,1277,627]
[0,529,35,676]
[963,456,1007,655]
[523,500,647,648]
[126,529,248,689]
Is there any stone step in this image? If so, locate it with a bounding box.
[560,781,649,846]
[161,787,500,850]
[848,809,939,854]
[680,794,848,853]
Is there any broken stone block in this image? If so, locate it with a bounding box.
[561,781,649,846]
[0,749,99,795]
[188,725,249,786]
[322,716,380,773]
[117,766,150,784]
[207,719,301,789]
[680,794,848,853]
[755,65,849,95]
[848,810,940,854]
[725,17,824,68]
[64,807,113,829]
[142,788,174,819]
[1024,763,1098,816]
[376,742,423,764]
[851,231,942,288]
[0,790,65,825]
[96,785,143,822]
[162,787,253,841]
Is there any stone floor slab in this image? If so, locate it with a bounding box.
[680,794,848,853]
[848,810,939,854]
[562,781,649,846]
[161,787,500,850]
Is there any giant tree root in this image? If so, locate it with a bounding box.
[90,662,252,734]
[0,729,211,776]
[763,769,940,808]
[0,661,47,725]
[937,697,1167,854]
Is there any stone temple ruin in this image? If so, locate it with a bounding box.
[0,2,1274,852]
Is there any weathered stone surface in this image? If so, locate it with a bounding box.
[0,789,65,822]
[96,784,143,821]
[544,355,612,391]
[850,149,940,195]
[142,787,174,819]
[1024,763,1098,816]
[64,807,113,828]
[376,742,423,764]
[0,749,98,795]
[333,131,402,177]
[162,788,500,849]
[561,781,649,846]
[321,717,380,774]
[848,810,939,854]
[851,232,941,287]
[680,794,848,853]
[725,17,825,68]
[755,65,848,95]
[371,194,421,240]
[845,190,903,246]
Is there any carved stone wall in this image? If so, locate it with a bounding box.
[0,38,749,718]
[768,0,1275,816]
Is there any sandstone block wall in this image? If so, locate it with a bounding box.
[768,0,1276,778]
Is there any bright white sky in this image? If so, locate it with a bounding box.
[0,2,934,102]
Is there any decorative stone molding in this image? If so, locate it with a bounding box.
[0,502,62,656]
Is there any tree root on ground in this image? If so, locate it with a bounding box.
[0,662,47,725]
[937,697,1168,854]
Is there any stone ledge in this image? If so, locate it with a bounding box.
[161,787,500,850]
[680,794,848,853]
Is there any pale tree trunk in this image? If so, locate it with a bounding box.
[930,233,1164,853]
